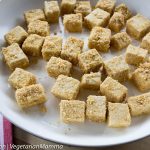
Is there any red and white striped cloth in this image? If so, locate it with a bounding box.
[0,114,12,150]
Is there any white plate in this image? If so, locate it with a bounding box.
[0,0,150,147]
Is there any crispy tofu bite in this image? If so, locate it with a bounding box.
[84,8,110,30]
[74,1,92,17]
[141,32,150,53]
[15,84,46,109]
[104,55,130,82]
[128,92,150,116]
[2,43,29,70]
[51,75,80,100]
[86,95,107,122]
[46,56,72,78]
[8,68,36,89]
[108,12,125,32]
[96,0,116,14]
[61,0,76,15]
[63,13,82,32]
[24,9,46,24]
[88,27,111,52]
[111,32,131,50]
[5,26,28,45]
[100,77,128,103]
[115,3,132,20]
[44,1,60,23]
[60,100,85,123]
[42,36,62,61]
[81,72,101,90]
[125,44,148,66]
[78,49,103,73]
[126,14,150,40]
[28,20,50,37]
[132,62,150,92]
[61,37,84,64]
[22,34,44,57]
[108,102,131,128]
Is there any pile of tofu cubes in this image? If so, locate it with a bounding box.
[2,0,150,128]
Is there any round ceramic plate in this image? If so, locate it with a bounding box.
[0,0,150,147]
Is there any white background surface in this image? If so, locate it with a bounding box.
[0,0,150,147]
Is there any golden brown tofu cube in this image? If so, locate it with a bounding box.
[88,27,111,52]
[61,36,84,64]
[24,9,46,24]
[60,100,85,123]
[111,32,131,50]
[128,92,150,116]
[46,56,72,78]
[15,84,46,109]
[81,72,101,90]
[4,26,28,45]
[100,77,128,103]
[28,20,50,37]
[8,68,36,89]
[132,62,150,92]
[84,8,110,30]
[96,0,116,14]
[126,14,150,40]
[63,13,82,32]
[42,36,62,61]
[51,75,80,100]
[78,49,103,73]
[104,55,130,82]
[22,34,44,57]
[141,32,150,53]
[86,95,107,122]
[44,1,60,23]
[108,102,131,128]
[61,0,76,14]
[2,43,29,70]
[125,44,148,66]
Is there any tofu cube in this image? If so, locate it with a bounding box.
[2,43,29,70]
[86,95,106,122]
[22,34,44,56]
[125,44,148,66]
[78,49,103,73]
[104,55,130,82]
[51,75,80,100]
[108,12,125,32]
[74,1,92,17]
[81,72,101,90]
[5,26,28,45]
[132,62,150,92]
[15,84,46,108]
[44,1,60,23]
[61,0,76,14]
[115,3,132,20]
[42,36,62,61]
[60,100,85,123]
[100,77,128,103]
[128,92,150,116]
[61,37,84,64]
[46,57,72,78]
[126,14,150,40]
[108,102,131,128]
[141,32,150,53]
[84,8,110,30]
[88,27,111,52]
[24,9,46,24]
[111,32,131,50]
[8,68,36,89]
[96,0,116,14]
[28,20,50,37]
[63,13,82,32]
